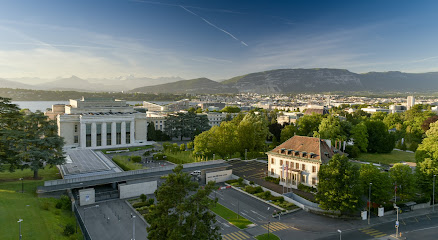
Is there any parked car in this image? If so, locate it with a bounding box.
[190,170,201,176]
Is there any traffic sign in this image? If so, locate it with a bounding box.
[396,220,399,226]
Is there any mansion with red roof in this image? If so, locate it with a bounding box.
[266,135,341,189]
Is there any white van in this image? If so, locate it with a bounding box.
[190,170,201,176]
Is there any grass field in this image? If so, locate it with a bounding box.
[164,150,213,164]
[354,150,415,165]
[112,155,144,171]
[0,166,82,240]
[209,203,252,229]
[255,233,280,240]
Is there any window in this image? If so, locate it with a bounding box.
[302,164,306,171]
[280,160,283,166]
[312,177,317,185]
[271,158,275,164]
[74,124,78,133]
[271,168,274,175]
[74,135,78,143]
[296,163,299,169]
[291,162,294,169]
[301,175,307,183]
[312,166,316,173]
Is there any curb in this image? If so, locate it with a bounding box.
[225,183,284,211]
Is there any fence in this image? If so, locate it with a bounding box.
[73,203,92,240]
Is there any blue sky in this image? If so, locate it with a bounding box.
[1,0,438,80]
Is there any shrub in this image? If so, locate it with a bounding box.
[408,142,418,152]
[237,177,244,184]
[249,181,254,185]
[60,195,72,210]
[264,176,280,184]
[225,179,238,184]
[271,196,284,203]
[55,202,63,209]
[245,186,263,194]
[153,153,166,160]
[143,151,151,156]
[112,155,143,171]
[63,224,75,236]
[298,183,316,193]
[162,142,172,151]
[263,191,272,199]
[180,143,186,151]
[133,202,149,208]
[147,198,155,206]
[140,194,147,202]
[131,156,142,163]
[187,142,194,149]
[400,142,407,151]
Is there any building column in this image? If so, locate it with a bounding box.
[111,122,116,146]
[91,122,97,148]
[130,120,135,144]
[121,121,126,145]
[101,122,107,147]
[80,123,86,148]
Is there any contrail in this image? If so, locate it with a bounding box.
[179,5,248,47]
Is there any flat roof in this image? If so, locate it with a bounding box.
[60,149,122,179]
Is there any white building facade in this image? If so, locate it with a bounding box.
[47,98,148,149]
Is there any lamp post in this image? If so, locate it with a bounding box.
[337,229,342,240]
[19,178,23,193]
[267,207,270,237]
[18,219,23,240]
[434,175,436,212]
[368,183,372,225]
[394,205,399,237]
[131,214,136,240]
[245,149,247,160]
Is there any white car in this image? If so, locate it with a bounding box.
[190,170,201,176]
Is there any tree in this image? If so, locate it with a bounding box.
[421,115,438,132]
[389,163,415,199]
[416,121,438,197]
[187,142,194,150]
[0,97,22,172]
[359,164,392,205]
[164,112,210,140]
[147,122,157,141]
[383,113,403,130]
[317,115,344,142]
[220,106,240,113]
[16,111,65,179]
[236,112,270,155]
[351,122,368,152]
[316,154,362,213]
[370,111,387,121]
[280,124,296,142]
[145,165,220,240]
[296,114,322,136]
[365,120,395,153]
[268,122,282,141]
[180,143,186,151]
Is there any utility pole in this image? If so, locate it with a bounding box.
[368,183,372,225]
[434,175,436,212]
[131,215,136,240]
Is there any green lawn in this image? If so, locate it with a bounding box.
[112,155,144,171]
[256,233,280,240]
[354,150,415,165]
[209,203,252,229]
[0,167,83,240]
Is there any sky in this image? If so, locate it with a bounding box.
[1,0,438,81]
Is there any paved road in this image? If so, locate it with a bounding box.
[78,199,148,240]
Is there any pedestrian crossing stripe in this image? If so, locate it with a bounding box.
[261,222,290,231]
[359,228,386,238]
[222,231,250,240]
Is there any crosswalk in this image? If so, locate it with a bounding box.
[261,222,296,232]
[359,227,387,238]
[222,231,250,240]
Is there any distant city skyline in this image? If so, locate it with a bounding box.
[1,0,438,81]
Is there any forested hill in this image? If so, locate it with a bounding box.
[0,88,187,101]
[130,69,438,94]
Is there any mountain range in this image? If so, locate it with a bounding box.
[2,68,438,94]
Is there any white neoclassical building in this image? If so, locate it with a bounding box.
[45,97,148,149]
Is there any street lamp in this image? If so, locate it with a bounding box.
[394,205,399,238]
[337,229,342,240]
[368,183,372,225]
[433,175,436,212]
[18,219,23,240]
[131,214,136,240]
[19,178,23,193]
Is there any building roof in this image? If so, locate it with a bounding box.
[268,135,338,163]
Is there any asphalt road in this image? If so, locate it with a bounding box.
[78,199,148,240]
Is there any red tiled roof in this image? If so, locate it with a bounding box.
[270,135,337,163]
